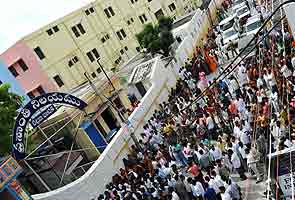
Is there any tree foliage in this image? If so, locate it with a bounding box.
[0,83,23,156]
[136,16,175,57]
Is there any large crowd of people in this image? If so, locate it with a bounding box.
[96,0,295,199]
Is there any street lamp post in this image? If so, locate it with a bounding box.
[97,59,116,91]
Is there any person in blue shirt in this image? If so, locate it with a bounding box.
[204,187,217,200]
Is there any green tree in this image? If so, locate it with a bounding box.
[0,83,23,156]
[136,16,175,57]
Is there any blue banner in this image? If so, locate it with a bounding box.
[29,105,57,128]
[12,92,87,160]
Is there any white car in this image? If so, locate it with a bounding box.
[222,28,239,47]
[218,15,237,32]
[231,0,247,14]
[243,16,262,36]
[236,5,251,22]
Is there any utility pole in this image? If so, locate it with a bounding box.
[97,59,116,91]
[83,72,124,122]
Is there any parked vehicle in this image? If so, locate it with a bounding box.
[242,15,262,36]
[230,0,247,14]
[218,15,237,32]
[222,28,239,47]
[236,5,251,24]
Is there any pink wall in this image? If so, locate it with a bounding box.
[0,41,57,93]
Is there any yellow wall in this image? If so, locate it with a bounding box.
[22,0,196,92]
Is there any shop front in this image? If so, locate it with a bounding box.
[0,157,32,200]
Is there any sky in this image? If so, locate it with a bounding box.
[0,0,93,54]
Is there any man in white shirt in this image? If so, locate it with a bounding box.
[210,146,222,161]
[256,75,264,89]
[233,121,242,139]
[206,113,216,140]
[238,64,249,86]
[169,187,180,200]
[205,175,221,196]
[267,69,276,89]
[240,130,251,148]
[280,64,292,78]
[228,149,247,180]
[271,120,282,140]
[191,179,205,198]
[236,96,245,111]
[229,76,239,97]
[223,179,241,200]
[291,54,295,70]
[245,148,262,183]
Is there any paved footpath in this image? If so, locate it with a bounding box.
[232,174,266,200]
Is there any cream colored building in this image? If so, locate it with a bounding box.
[21,0,196,92]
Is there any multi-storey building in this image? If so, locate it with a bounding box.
[0,58,30,104]
[0,41,57,99]
[0,0,196,96]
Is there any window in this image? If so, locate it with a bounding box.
[89,7,95,13]
[91,72,97,78]
[46,29,53,36]
[86,52,95,62]
[131,18,134,22]
[92,49,100,59]
[8,66,18,77]
[131,0,138,3]
[86,48,100,62]
[115,56,122,65]
[168,3,176,11]
[97,68,102,74]
[71,26,80,37]
[108,7,115,16]
[77,24,86,34]
[18,59,28,71]
[139,14,148,24]
[68,56,79,67]
[36,86,45,95]
[124,46,128,51]
[47,26,59,36]
[72,23,86,38]
[148,0,152,2]
[116,31,123,40]
[104,9,111,18]
[155,9,164,19]
[53,75,64,87]
[120,29,126,38]
[120,49,124,55]
[34,47,46,60]
[27,92,35,100]
[53,26,59,32]
[104,7,115,18]
[68,60,74,67]
[127,20,131,25]
[73,56,79,63]
[101,34,110,43]
[86,7,95,15]
[113,97,124,110]
[136,46,141,52]
[116,29,127,40]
